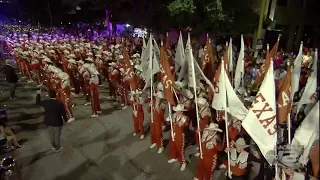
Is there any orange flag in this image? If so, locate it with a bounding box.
[200,35,216,82]
[252,44,271,90]
[160,43,176,106]
[270,37,280,60]
[276,63,292,123]
[123,47,138,90]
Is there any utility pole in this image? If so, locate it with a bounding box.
[253,0,267,49]
[47,0,53,27]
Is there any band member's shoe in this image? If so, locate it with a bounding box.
[157,148,164,154]
[97,111,102,114]
[122,106,127,110]
[150,143,156,149]
[140,135,145,139]
[168,159,177,163]
[195,152,200,157]
[84,102,91,106]
[67,117,75,123]
[193,177,199,180]
[180,163,187,171]
[133,132,137,136]
[90,114,98,118]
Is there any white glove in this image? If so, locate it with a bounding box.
[225,171,232,178]
[133,111,137,117]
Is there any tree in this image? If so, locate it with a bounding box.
[168,0,259,34]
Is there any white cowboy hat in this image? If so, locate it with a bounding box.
[117,55,124,59]
[64,50,70,54]
[110,45,115,49]
[173,104,187,112]
[154,91,164,99]
[85,57,94,62]
[58,72,69,80]
[68,54,76,58]
[237,87,247,95]
[157,82,163,91]
[119,68,124,73]
[134,64,142,71]
[86,52,93,56]
[109,62,117,66]
[78,60,84,64]
[244,96,255,103]
[88,67,100,75]
[115,44,121,48]
[235,138,249,148]
[68,59,77,64]
[205,123,222,132]
[49,50,55,53]
[133,89,142,95]
[43,58,52,63]
[197,97,207,105]
[112,69,119,74]
[183,89,194,99]
[95,54,102,57]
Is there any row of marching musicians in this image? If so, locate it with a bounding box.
[7,35,261,180]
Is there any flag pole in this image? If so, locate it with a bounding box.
[287,61,292,144]
[221,58,232,178]
[168,102,175,141]
[150,35,154,123]
[188,32,203,158]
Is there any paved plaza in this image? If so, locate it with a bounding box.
[0,72,226,180]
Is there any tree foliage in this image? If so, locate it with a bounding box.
[168,0,259,34]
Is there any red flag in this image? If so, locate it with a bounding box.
[276,63,292,123]
[160,43,176,106]
[123,47,138,90]
[200,35,216,82]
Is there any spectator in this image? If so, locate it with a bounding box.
[0,123,24,149]
[3,59,18,100]
[36,89,69,152]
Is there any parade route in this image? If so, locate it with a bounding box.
[0,73,209,180]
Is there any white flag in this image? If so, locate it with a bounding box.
[185,34,196,87]
[142,35,147,49]
[234,34,245,90]
[292,101,319,165]
[212,63,227,111]
[228,38,233,72]
[242,62,277,165]
[176,32,186,81]
[297,49,318,112]
[212,62,248,120]
[291,42,303,99]
[140,35,152,78]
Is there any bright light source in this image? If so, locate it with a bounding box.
[69,22,71,25]
[126,24,130,27]
[18,20,21,23]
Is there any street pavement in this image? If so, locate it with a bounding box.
[0,72,225,180]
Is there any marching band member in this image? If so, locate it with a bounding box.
[194,123,223,180]
[222,137,260,180]
[132,89,145,139]
[149,90,165,153]
[167,104,189,171]
[87,66,102,118]
[57,72,75,122]
[67,58,80,97]
[194,97,211,157]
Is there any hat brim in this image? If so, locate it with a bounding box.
[205,127,223,132]
[172,107,187,111]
